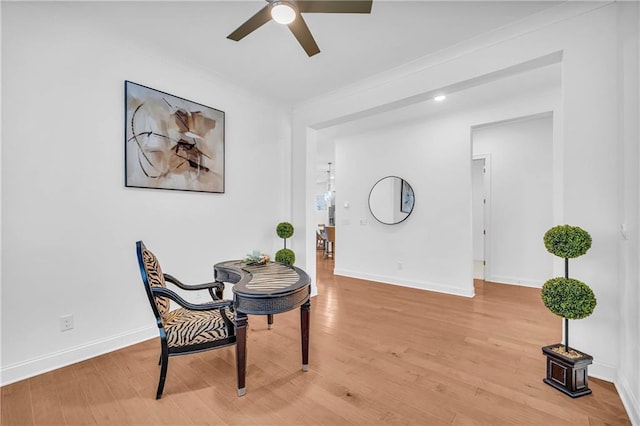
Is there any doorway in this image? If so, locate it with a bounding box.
[472,155,490,280]
[471,114,554,287]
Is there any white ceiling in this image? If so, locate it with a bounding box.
[321,61,561,138]
[69,0,566,106]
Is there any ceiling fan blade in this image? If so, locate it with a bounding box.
[288,14,320,57]
[227,4,272,41]
[297,0,372,14]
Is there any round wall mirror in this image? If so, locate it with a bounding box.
[368,176,415,225]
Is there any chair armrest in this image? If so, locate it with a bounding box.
[152,287,233,311]
[163,273,225,300]
[163,273,224,292]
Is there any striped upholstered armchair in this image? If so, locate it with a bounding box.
[135,241,236,399]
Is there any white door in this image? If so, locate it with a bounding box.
[472,158,486,279]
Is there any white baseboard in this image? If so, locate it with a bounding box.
[616,377,640,426]
[0,326,156,386]
[486,274,544,288]
[588,360,616,383]
[333,268,475,298]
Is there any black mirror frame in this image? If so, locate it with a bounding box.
[368,175,415,225]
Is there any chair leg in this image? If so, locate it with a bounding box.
[156,346,169,399]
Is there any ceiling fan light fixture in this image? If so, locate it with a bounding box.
[271,2,297,25]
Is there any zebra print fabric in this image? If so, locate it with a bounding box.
[141,246,170,317]
[238,262,300,292]
[163,308,233,347]
[142,245,233,347]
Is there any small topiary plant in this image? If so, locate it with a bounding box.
[275,248,295,266]
[544,225,592,259]
[541,277,597,320]
[542,225,596,355]
[275,222,295,265]
[276,222,294,249]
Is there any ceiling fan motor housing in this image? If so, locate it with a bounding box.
[271,1,298,25]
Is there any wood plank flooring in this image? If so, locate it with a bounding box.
[2,253,631,425]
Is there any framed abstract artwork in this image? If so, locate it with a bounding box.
[125,81,225,193]
[401,179,414,213]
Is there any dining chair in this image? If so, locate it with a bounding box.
[316,227,326,250]
[324,226,335,259]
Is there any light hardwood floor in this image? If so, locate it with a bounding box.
[2,253,630,425]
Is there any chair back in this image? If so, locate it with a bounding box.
[326,226,335,243]
[136,241,170,323]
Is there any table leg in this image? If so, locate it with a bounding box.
[267,314,274,330]
[235,312,248,396]
[300,300,310,372]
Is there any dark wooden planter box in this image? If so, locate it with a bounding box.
[542,344,593,398]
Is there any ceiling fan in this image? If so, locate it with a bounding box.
[227,0,373,57]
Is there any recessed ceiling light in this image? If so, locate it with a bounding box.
[271,2,297,25]
[434,95,446,102]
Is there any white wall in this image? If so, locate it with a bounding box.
[334,116,474,296]
[330,90,557,297]
[473,115,554,287]
[617,2,640,424]
[1,3,292,385]
[293,2,626,390]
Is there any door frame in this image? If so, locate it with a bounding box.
[472,153,492,282]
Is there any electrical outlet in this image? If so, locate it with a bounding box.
[397,261,403,270]
[60,314,74,332]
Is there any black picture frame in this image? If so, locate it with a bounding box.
[401,179,414,213]
[124,81,225,193]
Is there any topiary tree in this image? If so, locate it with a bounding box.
[275,248,295,266]
[276,222,294,249]
[275,222,295,265]
[544,225,592,267]
[541,278,596,318]
[542,225,596,353]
